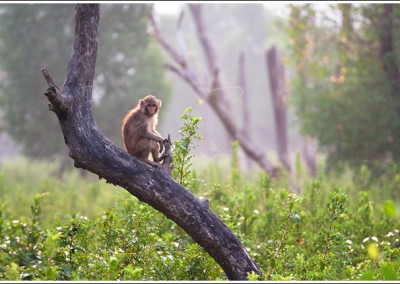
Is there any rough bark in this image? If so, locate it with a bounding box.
[266,46,291,173]
[41,4,261,280]
[149,4,277,176]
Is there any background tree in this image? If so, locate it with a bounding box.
[286,3,400,174]
[0,4,75,158]
[0,4,171,159]
[150,4,279,176]
[159,4,303,159]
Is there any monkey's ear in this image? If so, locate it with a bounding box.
[158,98,162,108]
[139,99,145,108]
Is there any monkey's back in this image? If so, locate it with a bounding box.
[122,108,150,157]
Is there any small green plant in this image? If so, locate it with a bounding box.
[230,140,241,190]
[28,193,46,253]
[320,191,346,260]
[267,192,303,280]
[172,107,203,188]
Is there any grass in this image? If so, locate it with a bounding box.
[0,156,130,226]
[0,154,399,280]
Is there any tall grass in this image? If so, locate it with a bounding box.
[0,147,399,280]
[0,157,130,226]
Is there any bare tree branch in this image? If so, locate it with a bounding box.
[149,5,277,176]
[149,12,187,68]
[41,4,261,280]
[188,4,219,75]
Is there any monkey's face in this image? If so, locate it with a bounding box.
[140,95,161,116]
[145,103,158,116]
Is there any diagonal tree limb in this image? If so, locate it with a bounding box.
[149,12,187,68]
[41,4,261,280]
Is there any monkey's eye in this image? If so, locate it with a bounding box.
[148,104,157,107]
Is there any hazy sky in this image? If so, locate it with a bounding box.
[154,2,290,17]
[153,2,182,14]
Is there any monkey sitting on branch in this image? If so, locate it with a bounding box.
[122,95,171,170]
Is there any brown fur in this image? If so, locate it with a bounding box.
[122,95,165,166]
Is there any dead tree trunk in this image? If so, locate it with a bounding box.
[238,51,252,170]
[149,4,277,177]
[266,46,291,173]
[266,47,302,194]
[41,4,261,280]
[302,136,317,178]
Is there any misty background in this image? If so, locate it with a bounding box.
[0,3,300,167]
[0,2,399,179]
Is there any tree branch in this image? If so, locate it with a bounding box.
[150,4,277,176]
[148,12,187,68]
[41,70,69,114]
[41,4,261,280]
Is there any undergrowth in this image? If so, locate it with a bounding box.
[0,108,399,280]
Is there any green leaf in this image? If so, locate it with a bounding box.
[384,200,396,217]
[382,263,397,280]
[359,270,375,280]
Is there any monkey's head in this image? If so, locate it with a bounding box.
[139,95,161,116]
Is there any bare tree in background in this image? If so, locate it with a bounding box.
[237,51,252,170]
[266,46,291,173]
[266,46,303,193]
[302,136,317,177]
[149,4,277,176]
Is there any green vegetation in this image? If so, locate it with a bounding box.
[0,150,399,280]
[1,110,399,280]
[172,107,204,188]
[0,3,399,281]
[287,4,400,173]
[0,157,129,227]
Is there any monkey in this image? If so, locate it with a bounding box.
[122,95,166,167]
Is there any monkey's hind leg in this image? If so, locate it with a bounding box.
[144,159,162,167]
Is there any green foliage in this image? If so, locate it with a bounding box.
[0,157,130,226]
[0,87,398,280]
[172,107,203,188]
[286,4,400,174]
[1,107,400,280]
[0,4,171,158]
[0,194,222,280]
[230,141,242,189]
[0,4,75,158]
[1,155,400,280]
